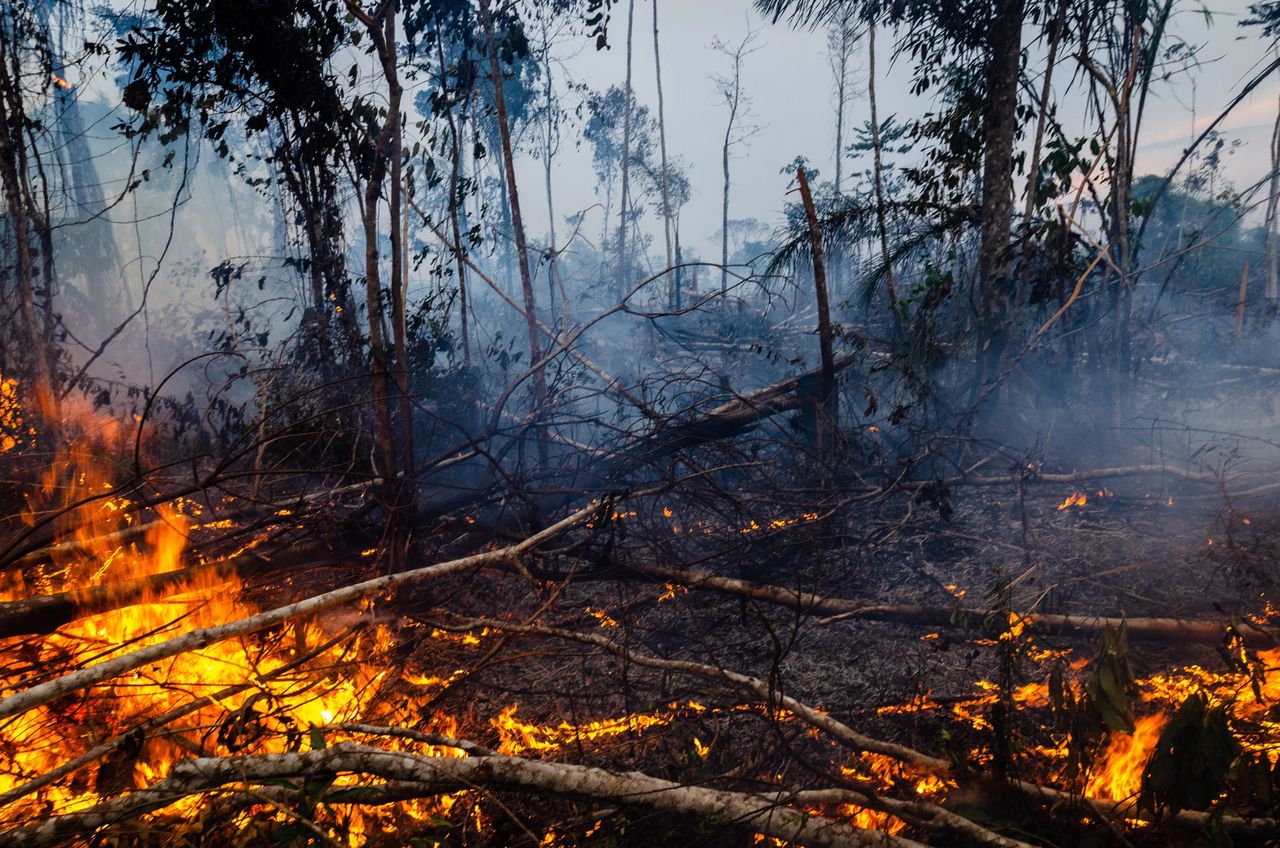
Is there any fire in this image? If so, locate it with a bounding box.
[0,377,27,452]
[49,72,72,90]
[1057,491,1088,510]
[1086,713,1168,802]
[492,702,691,755]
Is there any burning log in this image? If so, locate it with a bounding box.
[632,564,1280,648]
[0,537,344,639]
[0,628,354,811]
[0,744,929,848]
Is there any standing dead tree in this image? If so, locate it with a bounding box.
[711,28,761,294]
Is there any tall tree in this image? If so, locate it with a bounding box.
[478,0,549,464]
[652,0,675,287]
[758,0,1044,389]
[711,29,761,294]
[616,0,636,299]
[826,9,858,196]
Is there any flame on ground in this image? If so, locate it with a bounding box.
[1086,714,1168,803]
[1058,491,1088,510]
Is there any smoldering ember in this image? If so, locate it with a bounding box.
[7,1,1280,847]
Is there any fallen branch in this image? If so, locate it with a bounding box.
[0,500,603,722]
[0,743,927,848]
[0,628,355,810]
[630,565,1279,648]
[432,615,1025,848]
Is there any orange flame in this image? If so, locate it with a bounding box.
[1057,491,1088,510]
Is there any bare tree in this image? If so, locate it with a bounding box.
[711,28,762,293]
[826,10,858,196]
[865,19,899,321]
[653,0,674,283]
[617,0,637,298]
[1266,78,1280,307]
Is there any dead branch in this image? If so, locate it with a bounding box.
[433,615,1027,848]
[633,355,856,461]
[630,565,1279,647]
[0,743,928,848]
[0,628,354,810]
[0,500,603,723]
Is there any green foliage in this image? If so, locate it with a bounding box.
[1085,624,1136,734]
[1140,693,1238,815]
[1049,624,1137,787]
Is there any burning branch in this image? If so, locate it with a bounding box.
[2,743,928,848]
[0,499,604,723]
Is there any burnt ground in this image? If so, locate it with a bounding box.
[344,468,1280,846]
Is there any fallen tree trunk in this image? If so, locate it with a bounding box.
[631,564,1280,648]
[628,355,856,465]
[0,743,925,848]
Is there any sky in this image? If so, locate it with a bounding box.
[515,0,1280,258]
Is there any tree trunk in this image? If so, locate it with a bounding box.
[974,0,1026,394]
[1265,85,1280,307]
[617,0,636,300]
[653,0,675,292]
[479,0,549,464]
[721,109,733,294]
[540,18,569,327]
[382,11,414,496]
[867,21,900,325]
[794,167,837,465]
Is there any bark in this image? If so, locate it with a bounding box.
[478,0,549,464]
[633,564,1280,648]
[975,0,1026,393]
[0,744,926,848]
[794,167,837,462]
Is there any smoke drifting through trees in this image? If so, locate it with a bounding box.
[3,1,1280,846]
